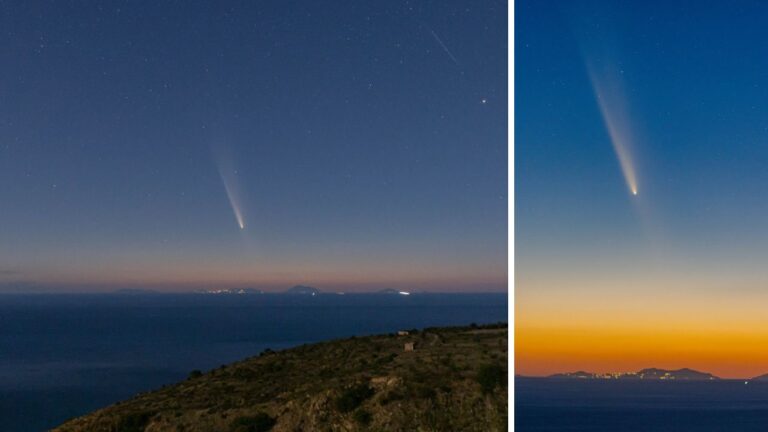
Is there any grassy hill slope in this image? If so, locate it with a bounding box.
[54,323,507,432]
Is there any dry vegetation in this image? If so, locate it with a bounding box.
[54,323,507,432]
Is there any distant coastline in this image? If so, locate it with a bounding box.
[518,367,768,382]
[0,285,508,295]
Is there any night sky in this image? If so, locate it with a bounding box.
[0,1,507,292]
[518,0,768,377]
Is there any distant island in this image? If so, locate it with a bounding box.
[547,368,719,381]
[108,286,422,295]
[199,288,263,295]
[113,288,159,295]
[377,288,411,295]
[283,285,322,295]
[378,288,401,294]
[54,323,507,432]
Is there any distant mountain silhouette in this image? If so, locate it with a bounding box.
[237,288,263,294]
[376,288,400,294]
[284,285,321,295]
[548,368,719,380]
[113,288,158,295]
[549,371,595,379]
[636,368,718,380]
[750,373,768,381]
[198,287,262,295]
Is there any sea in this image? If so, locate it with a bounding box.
[0,292,506,431]
[516,378,768,431]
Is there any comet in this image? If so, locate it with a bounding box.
[220,172,245,229]
[213,145,246,230]
[587,63,640,197]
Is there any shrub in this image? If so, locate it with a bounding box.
[476,363,506,394]
[413,384,436,400]
[353,408,373,426]
[379,389,404,405]
[230,412,277,432]
[115,411,155,432]
[187,370,203,380]
[335,383,375,413]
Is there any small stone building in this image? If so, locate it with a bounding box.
[397,330,409,336]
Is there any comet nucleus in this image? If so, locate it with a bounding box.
[213,146,246,230]
[587,63,640,198]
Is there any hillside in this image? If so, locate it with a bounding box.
[54,324,508,432]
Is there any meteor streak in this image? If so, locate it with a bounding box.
[587,63,640,197]
[428,28,459,65]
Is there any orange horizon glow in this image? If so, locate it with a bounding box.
[516,288,768,379]
[517,323,768,379]
[515,250,768,378]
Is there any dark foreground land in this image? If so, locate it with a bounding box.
[55,324,507,432]
[517,378,768,432]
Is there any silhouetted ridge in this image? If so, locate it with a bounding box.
[548,368,719,380]
[284,285,321,295]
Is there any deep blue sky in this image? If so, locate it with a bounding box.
[518,1,768,308]
[0,0,507,292]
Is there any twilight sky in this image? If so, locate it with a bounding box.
[517,0,768,378]
[0,1,507,292]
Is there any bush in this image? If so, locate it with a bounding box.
[476,363,506,394]
[230,412,277,432]
[335,383,375,413]
[379,389,404,405]
[353,408,373,426]
[188,370,203,380]
[115,411,155,432]
[414,385,436,399]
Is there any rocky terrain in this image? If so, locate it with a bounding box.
[54,323,507,432]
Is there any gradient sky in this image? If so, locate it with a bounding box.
[0,1,507,292]
[517,0,768,378]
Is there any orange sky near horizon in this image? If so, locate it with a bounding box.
[516,284,768,379]
[517,325,768,379]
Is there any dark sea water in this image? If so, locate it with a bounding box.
[0,293,506,431]
[516,378,768,431]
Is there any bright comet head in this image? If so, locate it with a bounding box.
[213,145,247,231]
[587,62,641,200]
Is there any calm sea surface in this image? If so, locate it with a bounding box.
[0,293,506,431]
[516,378,768,431]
